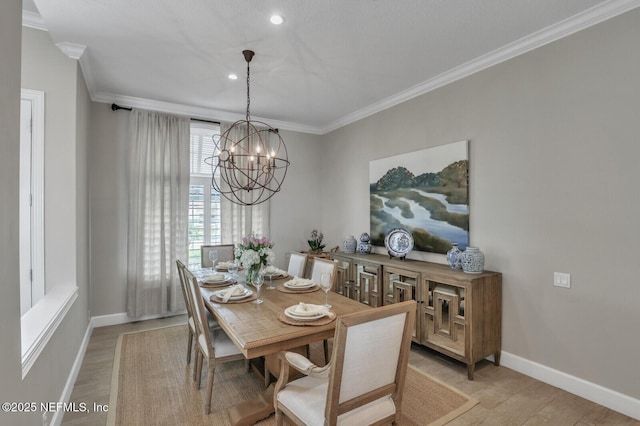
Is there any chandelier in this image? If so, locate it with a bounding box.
[207,50,289,206]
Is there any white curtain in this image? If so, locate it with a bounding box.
[219,121,270,244]
[127,109,190,317]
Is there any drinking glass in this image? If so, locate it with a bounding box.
[208,250,218,271]
[252,272,264,304]
[264,263,277,290]
[319,272,332,308]
[227,260,238,280]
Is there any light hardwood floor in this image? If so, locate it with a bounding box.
[62,315,638,426]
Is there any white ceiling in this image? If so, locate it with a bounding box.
[24,0,640,134]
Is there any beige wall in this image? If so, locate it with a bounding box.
[88,105,323,316]
[321,9,640,398]
[0,20,91,424]
[0,0,25,422]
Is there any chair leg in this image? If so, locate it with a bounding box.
[195,352,203,389]
[186,329,193,365]
[275,407,284,426]
[204,363,214,414]
[264,362,271,388]
[192,350,198,382]
[323,339,330,364]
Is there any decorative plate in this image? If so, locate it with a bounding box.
[384,228,414,259]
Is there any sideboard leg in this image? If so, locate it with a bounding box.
[467,363,475,380]
[494,351,501,366]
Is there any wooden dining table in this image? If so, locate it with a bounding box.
[196,269,370,425]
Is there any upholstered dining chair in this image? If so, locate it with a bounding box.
[183,267,246,414]
[201,244,235,268]
[176,260,222,369]
[310,257,337,287]
[310,258,338,362]
[287,252,308,278]
[273,300,416,426]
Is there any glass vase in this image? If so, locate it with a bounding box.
[246,264,262,285]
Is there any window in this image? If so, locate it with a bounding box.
[20,89,78,378]
[20,89,45,315]
[189,122,222,269]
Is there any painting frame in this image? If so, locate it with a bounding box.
[369,140,469,255]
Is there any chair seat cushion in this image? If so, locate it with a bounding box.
[211,328,243,358]
[277,375,396,426]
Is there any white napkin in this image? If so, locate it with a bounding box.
[204,273,226,283]
[221,284,246,302]
[274,267,288,276]
[293,302,326,316]
[217,261,233,269]
[284,277,314,288]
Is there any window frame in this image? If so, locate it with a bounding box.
[188,122,222,269]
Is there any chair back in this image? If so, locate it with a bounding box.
[287,252,308,278]
[183,267,214,357]
[201,244,235,268]
[310,257,337,287]
[325,300,416,424]
[176,260,193,319]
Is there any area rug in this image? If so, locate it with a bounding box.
[107,325,477,426]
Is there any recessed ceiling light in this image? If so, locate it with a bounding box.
[228,73,238,80]
[270,15,284,25]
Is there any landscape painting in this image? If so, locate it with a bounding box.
[370,140,469,254]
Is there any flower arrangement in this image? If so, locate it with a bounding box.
[307,229,326,252]
[235,234,275,270]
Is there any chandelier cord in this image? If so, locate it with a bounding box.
[246,57,251,121]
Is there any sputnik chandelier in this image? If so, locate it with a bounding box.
[207,50,289,206]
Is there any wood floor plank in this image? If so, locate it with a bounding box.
[62,315,639,426]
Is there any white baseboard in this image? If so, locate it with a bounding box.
[90,310,186,328]
[50,320,93,426]
[500,351,640,421]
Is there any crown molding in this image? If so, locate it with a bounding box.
[319,0,640,134]
[92,92,324,135]
[22,10,47,31]
[56,42,87,60]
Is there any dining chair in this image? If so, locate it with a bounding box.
[183,267,246,414]
[287,252,308,278]
[273,300,416,426]
[201,244,235,268]
[310,258,338,362]
[310,257,337,287]
[175,260,222,368]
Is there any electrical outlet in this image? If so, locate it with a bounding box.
[554,272,571,289]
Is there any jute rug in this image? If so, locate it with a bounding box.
[107,325,477,426]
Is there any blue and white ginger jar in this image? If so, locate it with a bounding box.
[460,247,485,274]
[446,243,462,270]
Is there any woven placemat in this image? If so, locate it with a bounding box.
[210,292,257,304]
[277,311,336,326]
[276,284,320,294]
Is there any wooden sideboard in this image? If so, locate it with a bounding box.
[330,252,502,379]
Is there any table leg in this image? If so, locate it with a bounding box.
[228,385,274,426]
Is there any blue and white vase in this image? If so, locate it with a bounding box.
[446,243,462,270]
[358,233,372,254]
[460,247,485,274]
[343,235,357,253]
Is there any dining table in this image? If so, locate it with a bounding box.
[195,267,371,425]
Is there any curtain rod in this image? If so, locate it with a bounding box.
[110,103,220,125]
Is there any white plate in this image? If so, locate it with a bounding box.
[213,288,252,301]
[284,280,315,289]
[284,305,326,321]
[203,274,229,283]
